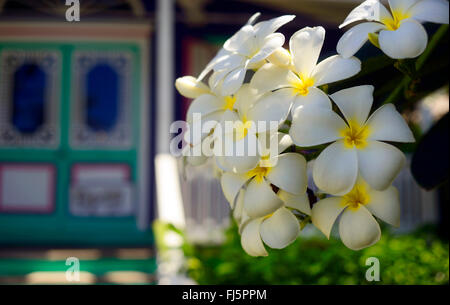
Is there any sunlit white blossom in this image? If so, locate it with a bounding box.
[337,0,449,59]
[220,134,307,219]
[251,26,361,115]
[290,85,415,195]
[200,13,296,96]
[312,177,400,250]
[233,177,311,257]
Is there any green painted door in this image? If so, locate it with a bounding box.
[0,41,153,246]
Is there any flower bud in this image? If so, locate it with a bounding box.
[175,76,210,99]
[267,47,292,67]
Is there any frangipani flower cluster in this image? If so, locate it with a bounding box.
[174,6,430,256]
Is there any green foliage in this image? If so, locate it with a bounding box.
[183,224,449,285]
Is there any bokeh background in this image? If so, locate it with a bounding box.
[0,0,448,284]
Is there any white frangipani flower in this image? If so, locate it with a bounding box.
[176,76,253,166]
[213,85,296,173]
[290,85,415,196]
[251,26,361,115]
[221,155,308,219]
[234,187,311,231]
[234,178,311,257]
[220,134,308,219]
[176,75,241,167]
[240,206,301,257]
[202,13,295,96]
[312,177,400,250]
[196,13,261,81]
[337,0,449,59]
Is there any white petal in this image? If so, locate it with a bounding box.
[290,107,346,147]
[224,132,261,174]
[224,24,256,55]
[215,109,240,133]
[199,48,234,81]
[278,190,311,215]
[260,207,300,249]
[233,189,245,222]
[220,172,249,205]
[213,110,241,146]
[234,84,261,118]
[250,63,293,94]
[258,132,294,161]
[290,26,325,78]
[311,197,346,238]
[213,53,246,72]
[220,67,248,96]
[213,111,237,150]
[366,104,415,142]
[215,155,234,172]
[175,76,210,99]
[312,55,361,87]
[337,22,387,58]
[389,0,421,12]
[339,205,381,250]
[291,87,332,114]
[246,12,261,25]
[247,89,294,132]
[186,94,224,123]
[239,210,251,235]
[266,153,307,195]
[240,218,268,257]
[267,47,292,67]
[249,33,285,64]
[272,132,294,155]
[330,85,374,126]
[244,179,284,218]
[313,140,359,196]
[257,131,285,158]
[358,140,406,190]
[409,0,449,24]
[366,185,401,227]
[254,15,296,43]
[379,20,428,59]
[340,0,392,28]
[277,133,294,154]
[208,70,228,95]
[185,110,223,145]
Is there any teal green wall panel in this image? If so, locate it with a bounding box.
[0,41,152,246]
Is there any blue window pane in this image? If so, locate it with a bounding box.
[12,63,46,134]
[85,64,119,131]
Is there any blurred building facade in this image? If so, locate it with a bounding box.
[0,1,154,247]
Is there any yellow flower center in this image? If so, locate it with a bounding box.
[263,212,274,220]
[382,10,410,31]
[340,120,370,149]
[246,165,272,183]
[223,96,237,111]
[342,183,370,211]
[234,118,253,141]
[290,76,315,96]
